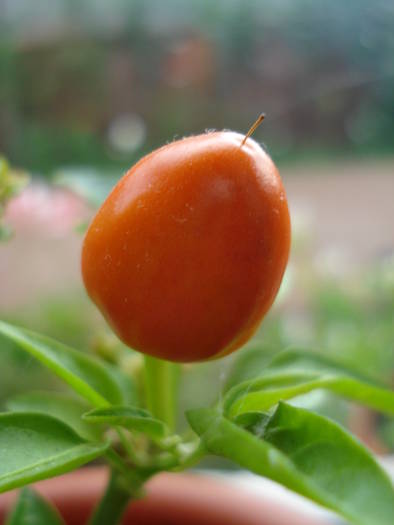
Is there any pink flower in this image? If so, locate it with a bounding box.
[5,183,90,237]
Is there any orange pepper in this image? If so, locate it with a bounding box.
[82,131,290,362]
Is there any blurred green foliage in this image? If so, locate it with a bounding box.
[0,0,393,175]
[230,259,394,386]
[0,156,28,239]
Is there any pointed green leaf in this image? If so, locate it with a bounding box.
[7,392,103,441]
[83,406,167,438]
[225,370,394,417]
[187,407,328,504]
[0,321,129,407]
[224,349,394,417]
[0,412,109,493]
[187,405,394,525]
[6,487,65,525]
[264,403,394,525]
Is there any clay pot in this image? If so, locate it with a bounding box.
[0,467,329,525]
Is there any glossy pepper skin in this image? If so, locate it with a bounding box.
[82,131,291,362]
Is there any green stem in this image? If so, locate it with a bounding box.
[144,355,179,432]
[116,427,140,465]
[88,469,138,525]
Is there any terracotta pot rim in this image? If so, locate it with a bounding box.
[0,467,330,525]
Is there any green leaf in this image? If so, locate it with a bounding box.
[7,391,103,441]
[267,349,383,383]
[224,349,394,417]
[187,407,327,504]
[0,412,109,493]
[106,365,139,406]
[225,370,394,418]
[264,403,394,525]
[187,405,394,525]
[6,487,65,525]
[0,321,129,407]
[83,406,167,439]
[232,411,270,436]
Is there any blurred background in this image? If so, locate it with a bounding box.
[0,0,393,453]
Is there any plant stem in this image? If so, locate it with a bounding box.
[116,427,140,464]
[144,355,179,432]
[88,468,142,525]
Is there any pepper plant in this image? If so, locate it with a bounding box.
[0,323,393,525]
[0,136,394,524]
